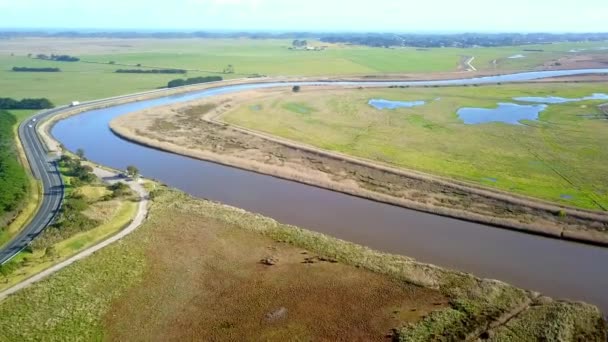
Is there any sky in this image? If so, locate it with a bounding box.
[0,0,606,32]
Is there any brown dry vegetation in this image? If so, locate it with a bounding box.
[110,89,608,246]
[104,199,448,341]
[104,189,606,341]
[2,186,605,340]
[101,188,606,341]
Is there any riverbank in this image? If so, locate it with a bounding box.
[0,185,605,340]
[110,84,608,246]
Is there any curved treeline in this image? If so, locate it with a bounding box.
[0,98,54,110]
[116,69,186,74]
[0,112,28,224]
[167,76,222,88]
[12,67,61,72]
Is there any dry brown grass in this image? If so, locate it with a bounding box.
[103,201,447,341]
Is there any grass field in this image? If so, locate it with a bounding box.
[1,38,607,106]
[0,187,604,340]
[223,83,608,210]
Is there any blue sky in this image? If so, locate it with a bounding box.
[0,0,606,32]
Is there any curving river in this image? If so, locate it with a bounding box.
[52,69,608,312]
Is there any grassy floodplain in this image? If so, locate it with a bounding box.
[0,38,607,105]
[0,186,604,340]
[224,83,608,210]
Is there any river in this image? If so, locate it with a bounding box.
[52,69,608,312]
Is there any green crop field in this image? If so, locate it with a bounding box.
[224,82,608,210]
[1,38,607,106]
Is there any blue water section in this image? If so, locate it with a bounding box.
[457,103,547,125]
[369,98,425,109]
[514,93,608,104]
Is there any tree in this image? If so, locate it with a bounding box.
[292,85,301,93]
[126,165,139,178]
[76,148,85,159]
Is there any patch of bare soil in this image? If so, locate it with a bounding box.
[103,207,447,341]
[110,91,608,246]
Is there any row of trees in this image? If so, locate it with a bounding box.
[0,97,54,110]
[167,76,223,88]
[115,69,186,74]
[34,54,79,62]
[0,112,29,223]
[12,67,60,72]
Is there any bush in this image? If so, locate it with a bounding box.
[60,157,96,184]
[292,85,301,93]
[44,246,57,258]
[108,182,131,198]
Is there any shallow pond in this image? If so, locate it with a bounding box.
[369,98,425,110]
[508,54,526,59]
[514,93,608,104]
[457,103,547,125]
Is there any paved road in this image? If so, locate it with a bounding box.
[0,85,180,265]
[0,167,148,299]
[0,108,68,265]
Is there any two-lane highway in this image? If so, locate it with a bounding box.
[0,108,66,265]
